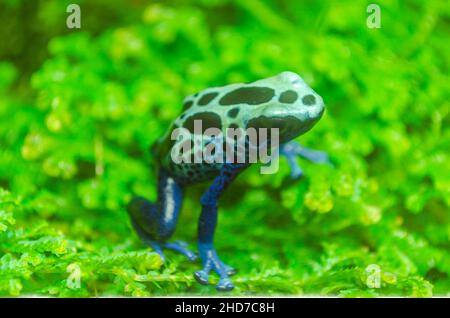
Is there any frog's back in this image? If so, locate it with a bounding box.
[150,89,227,185]
[151,80,262,185]
[152,132,223,185]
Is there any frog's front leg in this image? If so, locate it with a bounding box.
[194,163,246,291]
[279,141,332,178]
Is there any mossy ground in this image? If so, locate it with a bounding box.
[0,0,449,297]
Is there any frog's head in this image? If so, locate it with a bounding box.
[244,71,325,144]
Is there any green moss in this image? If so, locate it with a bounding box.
[0,0,449,297]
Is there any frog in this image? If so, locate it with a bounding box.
[127,71,330,291]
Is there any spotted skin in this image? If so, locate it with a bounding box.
[153,72,326,183]
[198,92,219,106]
[279,90,298,104]
[227,107,240,118]
[219,86,275,105]
[127,71,330,291]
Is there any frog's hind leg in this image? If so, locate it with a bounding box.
[127,170,197,262]
[129,214,197,262]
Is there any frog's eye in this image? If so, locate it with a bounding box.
[289,74,301,84]
[279,71,302,84]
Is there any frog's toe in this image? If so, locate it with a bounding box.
[289,165,304,179]
[194,269,235,291]
[221,262,238,276]
[216,277,235,291]
[162,241,198,262]
[147,241,166,263]
[175,240,188,248]
[130,218,196,262]
[280,141,334,170]
[194,269,210,285]
[194,244,235,291]
[306,150,332,165]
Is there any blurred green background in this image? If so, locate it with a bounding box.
[0,0,449,297]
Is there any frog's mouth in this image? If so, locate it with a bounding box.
[246,115,319,144]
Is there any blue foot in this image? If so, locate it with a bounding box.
[280,141,333,179]
[145,240,197,263]
[194,243,236,291]
[296,147,331,164]
[163,241,198,262]
[131,219,197,262]
[221,261,238,276]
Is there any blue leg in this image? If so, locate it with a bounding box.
[279,141,332,179]
[127,169,197,262]
[194,163,246,291]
